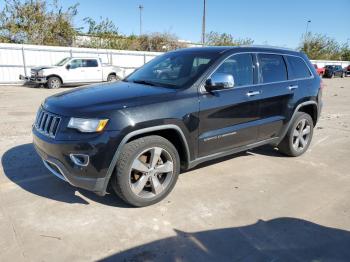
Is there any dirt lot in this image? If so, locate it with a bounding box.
[1,78,350,261]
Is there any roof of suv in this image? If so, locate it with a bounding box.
[174,46,302,56]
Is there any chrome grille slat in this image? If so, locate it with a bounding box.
[34,108,61,138]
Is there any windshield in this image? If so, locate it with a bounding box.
[54,57,71,66]
[125,51,221,89]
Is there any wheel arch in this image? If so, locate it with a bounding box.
[46,74,63,84]
[298,103,318,126]
[100,125,190,195]
[276,101,318,145]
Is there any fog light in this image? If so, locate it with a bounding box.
[70,154,89,167]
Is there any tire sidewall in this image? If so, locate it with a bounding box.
[114,136,180,207]
[107,74,118,82]
[286,113,314,157]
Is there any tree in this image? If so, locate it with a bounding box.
[0,0,78,46]
[136,32,185,52]
[340,44,350,61]
[299,33,341,60]
[205,31,254,46]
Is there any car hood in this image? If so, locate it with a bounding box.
[43,81,177,116]
[32,66,58,71]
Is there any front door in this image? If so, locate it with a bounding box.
[64,59,85,83]
[198,53,260,157]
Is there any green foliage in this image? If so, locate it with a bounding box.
[0,0,78,46]
[205,31,254,46]
[299,33,350,61]
[79,17,185,52]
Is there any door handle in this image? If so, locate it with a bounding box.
[288,85,298,91]
[246,91,260,97]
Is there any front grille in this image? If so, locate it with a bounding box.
[34,108,61,138]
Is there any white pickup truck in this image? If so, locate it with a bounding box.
[20,57,124,88]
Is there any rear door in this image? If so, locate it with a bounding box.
[82,59,102,82]
[256,53,295,141]
[198,53,260,157]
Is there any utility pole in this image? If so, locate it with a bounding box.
[139,4,144,36]
[201,0,206,45]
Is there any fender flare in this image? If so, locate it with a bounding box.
[100,124,191,194]
[276,101,318,145]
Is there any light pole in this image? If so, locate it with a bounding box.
[139,4,144,36]
[305,20,311,38]
[201,0,206,45]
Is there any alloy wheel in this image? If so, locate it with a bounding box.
[129,147,174,198]
[292,119,311,152]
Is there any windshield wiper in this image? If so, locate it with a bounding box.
[131,80,156,86]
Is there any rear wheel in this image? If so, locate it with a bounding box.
[278,112,314,157]
[111,135,180,207]
[47,76,61,89]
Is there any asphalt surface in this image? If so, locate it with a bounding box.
[0,78,350,261]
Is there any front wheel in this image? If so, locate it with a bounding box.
[111,135,180,207]
[107,74,119,82]
[278,112,314,157]
[47,76,61,89]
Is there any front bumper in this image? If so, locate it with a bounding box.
[19,74,47,84]
[33,128,122,195]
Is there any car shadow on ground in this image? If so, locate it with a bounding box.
[1,143,130,208]
[98,217,350,261]
[2,143,287,207]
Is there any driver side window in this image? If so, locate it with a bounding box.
[213,53,254,87]
[70,59,83,69]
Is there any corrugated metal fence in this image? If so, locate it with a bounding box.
[0,43,162,84]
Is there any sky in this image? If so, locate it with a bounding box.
[2,0,350,48]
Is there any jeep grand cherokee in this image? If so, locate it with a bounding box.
[33,46,323,207]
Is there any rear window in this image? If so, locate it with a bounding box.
[84,59,98,67]
[287,56,312,79]
[258,54,287,83]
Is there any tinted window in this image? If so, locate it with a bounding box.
[287,56,312,79]
[258,54,287,83]
[84,59,98,67]
[214,53,254,87]
[126,52,220,89]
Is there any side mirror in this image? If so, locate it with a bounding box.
[66,64,71,70]
[205,73,234,91]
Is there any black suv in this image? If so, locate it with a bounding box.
[33,46,322,206]
[323,65,346,78]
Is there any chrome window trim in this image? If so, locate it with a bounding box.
[200,51,315,93]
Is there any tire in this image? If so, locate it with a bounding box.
[278,112,314,157]
[47,76,61,89]
[107,74,119,82]
[111,135,180,207]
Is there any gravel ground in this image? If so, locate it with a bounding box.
[0,78,350,261]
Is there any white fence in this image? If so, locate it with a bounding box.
[0,43,349,84]
[0,43,162,84]
[310,60,350,68]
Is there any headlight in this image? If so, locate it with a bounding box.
[37,70,44,77]
[68,118,109,133]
